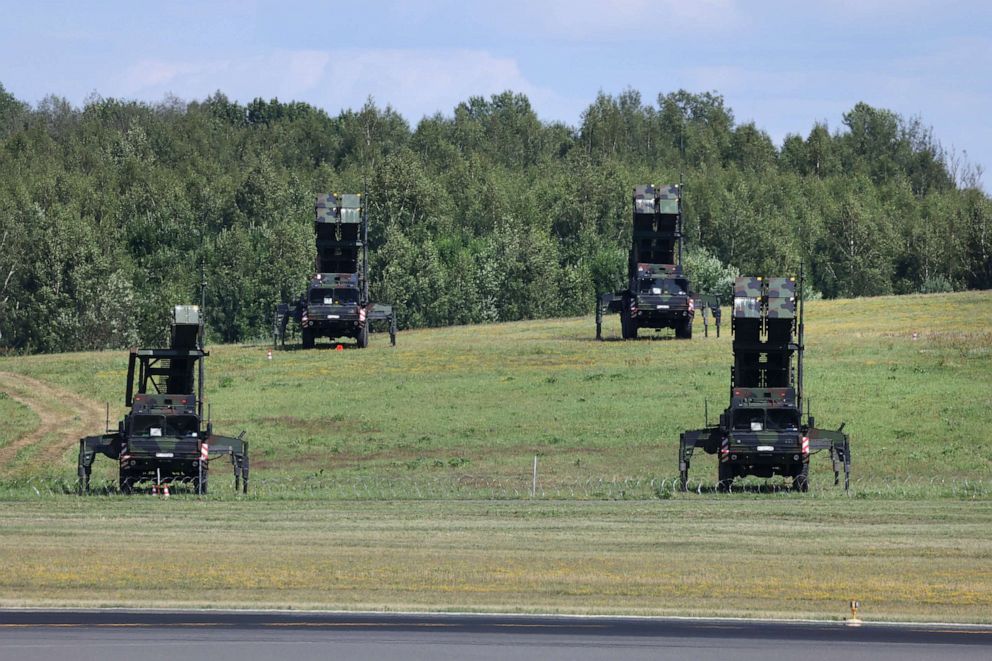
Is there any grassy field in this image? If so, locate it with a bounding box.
[0,291,990,619]
[0,290,989,495]
[1,498,990,622]
[0,393,38,452]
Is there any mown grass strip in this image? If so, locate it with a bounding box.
[1,499,990,622]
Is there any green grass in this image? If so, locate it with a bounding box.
[0,392,39,452]
[0,290,990,495]
[0,291,991,619]
[1,498,990,623]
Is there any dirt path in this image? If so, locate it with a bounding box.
[0,371,106,470]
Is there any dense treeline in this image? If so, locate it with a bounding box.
[0,83,989,353]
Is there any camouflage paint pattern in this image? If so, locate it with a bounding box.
[316,193,363,223]
[766,277,796,319]
[733,276,796,319]
[633,184,680,215]
[734,276,764,299]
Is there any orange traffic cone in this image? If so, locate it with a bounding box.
[267,349,273,360]
[152,484,159,496]
[335,344,344,351]
[162,484,170,498]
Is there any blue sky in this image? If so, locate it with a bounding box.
[2,1,990,184]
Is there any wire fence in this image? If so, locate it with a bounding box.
[2,473,990,501]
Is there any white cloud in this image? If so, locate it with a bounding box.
[324,49,541,117]
[284,51,332,92]
[114,48,572,122]
[480,0,743,39]
[123,61,187,89]
[679,36,991,186]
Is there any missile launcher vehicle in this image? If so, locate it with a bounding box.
[275,193,396,349]
[678,274,850,491]
[597,185,695,340]
[77,305,248,495]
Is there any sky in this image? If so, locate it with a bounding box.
[1,0,990,185]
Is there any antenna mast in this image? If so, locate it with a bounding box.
[198,221,206,418]
[678,125,686,267]
[797,263,805,416]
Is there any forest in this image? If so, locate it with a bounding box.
[0,82,989,353]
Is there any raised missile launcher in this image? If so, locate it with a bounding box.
[678,274,850,491]
[597,184,696,340]
[275,193,396,349]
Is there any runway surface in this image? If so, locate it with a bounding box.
[2,609,991,660]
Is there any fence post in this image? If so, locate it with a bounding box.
[531,455,538,498]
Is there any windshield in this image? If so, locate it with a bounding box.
[309,288,358,305]
[766,410,800,431]
[733,409,799,432]
[638,277,687,296]
[733,409,766,431]
[131,414,199,437]
[165,415,200,436]
[131,415,165,436]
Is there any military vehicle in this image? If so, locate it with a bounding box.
[275,193,396,349]
[597,184,695,340]
[678,274,850,491]
[77,305,249,495]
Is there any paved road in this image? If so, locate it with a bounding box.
[2,610,990,661]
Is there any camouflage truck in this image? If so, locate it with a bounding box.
[275,193,396,349]
[678,275,850,491]
[597,184,695,340]
[77,305,248,495]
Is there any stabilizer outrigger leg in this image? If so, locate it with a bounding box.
[274,304,291,350]
[77,434,121,495]
[678,428,719,492]
[811,423,851,492]
[830,442,851,491]
[678,434,692,492]
[841,437,851,492]
[212,431,250,494]
[595,295,603,341]
[77,440,91,495]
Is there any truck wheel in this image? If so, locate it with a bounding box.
[302,327,315,349]
[793,462,809,492]
[357,323,369,348]
[717,461,734,492]
[676,318,692,339]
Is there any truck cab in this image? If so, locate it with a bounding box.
[300,273,368,348]
[626,263,694,338]
[719,387,806,486]
[119,393,207,493]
